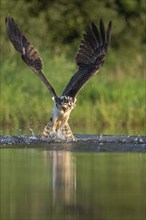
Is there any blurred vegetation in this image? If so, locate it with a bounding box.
[0,0,145,135]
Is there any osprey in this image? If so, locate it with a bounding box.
[6,16,112,141]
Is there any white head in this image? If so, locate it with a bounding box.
[56,96,76,112]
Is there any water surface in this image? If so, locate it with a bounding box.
[0,148,146,220]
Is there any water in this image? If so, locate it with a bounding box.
[0,148,146,220]
[0,135,146,151]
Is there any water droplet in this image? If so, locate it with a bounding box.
[139,138,143,143]
[29,128,35,136]
[99,134,103,140]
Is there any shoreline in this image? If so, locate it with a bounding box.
[0,134,146,152]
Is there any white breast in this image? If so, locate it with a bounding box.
[52,106,60,119]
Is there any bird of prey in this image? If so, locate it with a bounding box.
[6,16,112,141]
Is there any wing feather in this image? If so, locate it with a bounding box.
[99,19,105,43]
[62,19,112,98]
[5,16,58,99]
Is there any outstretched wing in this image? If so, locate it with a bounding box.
[62,19,112,98]
[5,16,58,99]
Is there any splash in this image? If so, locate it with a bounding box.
[28,128,35,136]
[0,134,146,150]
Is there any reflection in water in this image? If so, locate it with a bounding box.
[50,151,76,215]
[41,149,77,219]
[0,149,146,220]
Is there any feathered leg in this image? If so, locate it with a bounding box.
[60,122,75,141]
[42,118,54,138]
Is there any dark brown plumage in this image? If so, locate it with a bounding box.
[5,16,58,99]
[6,16,112,100]
[62,19,112,98]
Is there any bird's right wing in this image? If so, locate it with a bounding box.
[5,16,58,100]
[62,19,112,98]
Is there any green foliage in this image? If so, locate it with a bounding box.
[1,48,145,135]
[0,0,145,135]
[1,0,145,55]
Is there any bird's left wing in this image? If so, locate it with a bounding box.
[62,19,112,98]
[5,16,58,100]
